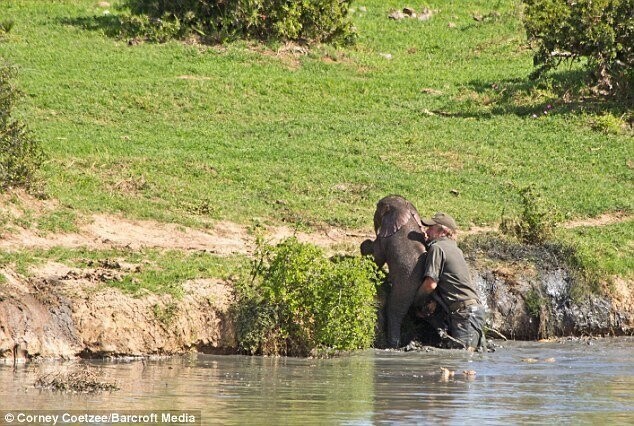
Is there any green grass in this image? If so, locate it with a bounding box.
[37,207,79,234]
[0,0,632,290]
[0,247,248,297]
[556,220,634,283]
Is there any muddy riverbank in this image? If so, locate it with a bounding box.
[1,238,631,360]
[0,201,631,359]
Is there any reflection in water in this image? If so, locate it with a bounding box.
[0,338,632,424]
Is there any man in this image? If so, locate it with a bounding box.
[415,212,486,351]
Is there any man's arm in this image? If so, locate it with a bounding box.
[414,244,443,307]
[414,276,436,307]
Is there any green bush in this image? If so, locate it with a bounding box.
[0,62,44,190]
[119,13,183,43]
[523,0,633,92]
[500,186,560,245]
[234,237,382,356]
[122,0,357,44]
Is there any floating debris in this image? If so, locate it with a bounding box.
[463,370,477,376]
[440,367,455,380]
[35,366,119,393]
[486,327,508,341]
[521,358,539,363]
[403,341,434,352]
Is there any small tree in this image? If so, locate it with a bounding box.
[0,62,44,190]
[523,0,633,93]
[500,186,559,245]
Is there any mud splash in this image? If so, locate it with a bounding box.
[468,236,633,340]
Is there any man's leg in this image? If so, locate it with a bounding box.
[449,305,486,350]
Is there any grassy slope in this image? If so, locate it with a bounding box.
[0,0,632,287]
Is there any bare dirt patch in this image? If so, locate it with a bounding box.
[0,192,372,254]
[607,276,633,313]
[561,211,631,228]
[0,190,630,256]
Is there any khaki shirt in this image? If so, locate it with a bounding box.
[423,237,479,305]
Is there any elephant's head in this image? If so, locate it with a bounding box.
[373,195,423,238]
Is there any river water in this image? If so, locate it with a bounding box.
[0,337,632,425]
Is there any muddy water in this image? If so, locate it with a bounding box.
[1,338,632,425]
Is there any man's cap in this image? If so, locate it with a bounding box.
[421,212,458,231]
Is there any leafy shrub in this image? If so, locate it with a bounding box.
[588,112,630,134]
[500,186,559,245]
[122,0,357,44]
[235,237,382,356]
[523,0,633,92]
[0,62,44,190]
[119,13,183,43]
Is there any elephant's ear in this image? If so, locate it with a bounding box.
[410,205,423,230]
[377,201,423,238]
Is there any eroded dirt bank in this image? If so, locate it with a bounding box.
[0,264,236,359]
[0,208,632,359]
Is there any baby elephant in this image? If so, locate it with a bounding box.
[360,195,426,348]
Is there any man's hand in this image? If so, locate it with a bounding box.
[416,300,437,318]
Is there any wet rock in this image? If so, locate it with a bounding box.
[388,10,406,20]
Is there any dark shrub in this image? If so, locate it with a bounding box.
[523,0,633,93]
[123,0,357,44]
